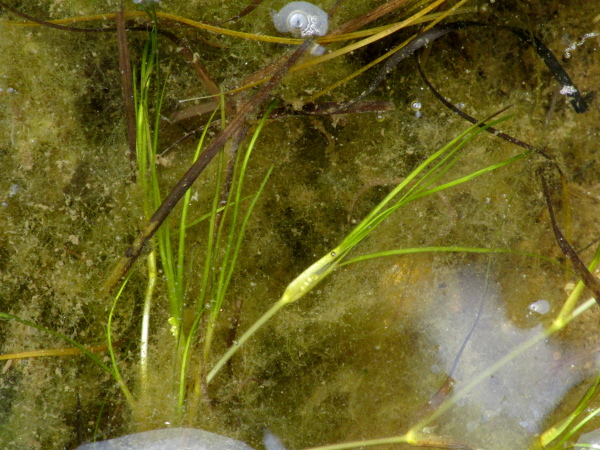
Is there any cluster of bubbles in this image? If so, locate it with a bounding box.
[411,100,423,118]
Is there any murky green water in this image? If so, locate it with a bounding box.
[1,0,600,449]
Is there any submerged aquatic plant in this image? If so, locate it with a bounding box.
[206,111,531,384]
[0,1,599,449]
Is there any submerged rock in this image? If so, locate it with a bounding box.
[77,428,256,450]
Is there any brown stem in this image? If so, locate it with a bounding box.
[212,126,248,242]
[270,100,394,118]
[414,52,566,176]
[115,8,137,177]
[225,297,245,374]
[539,173,600,304]
[220,0,265,24]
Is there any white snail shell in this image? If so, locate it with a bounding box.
[272,1,329,37]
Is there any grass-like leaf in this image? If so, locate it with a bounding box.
[206,113,527,383]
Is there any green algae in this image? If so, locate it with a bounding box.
[1,1,600,449]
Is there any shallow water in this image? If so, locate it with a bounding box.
[1,1,600,449]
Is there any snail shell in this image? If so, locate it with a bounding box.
[271,1,329,37]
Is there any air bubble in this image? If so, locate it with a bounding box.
[528,299,550,315]
[411,100,423,119]
[410,100,422,111]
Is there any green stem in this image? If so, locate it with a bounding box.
[106,277,136,408]
[206,299,286,384]
[175,105,221,413]
[303,434,412,450]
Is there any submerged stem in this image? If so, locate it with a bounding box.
[206,300,286,384]
[139,250,157,398]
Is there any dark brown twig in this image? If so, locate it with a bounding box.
[168,98,394,124]
[539,172,600,304]
[115,8,137,176]
[100,40,312,296]
[220,0,264,24]
[162,100,393,158]
[212,126,249,242]
[225,297,245,374]
[168,102,220,123]
[415,53,537,152]
[414,52,566,177]
[270,100,394,118]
